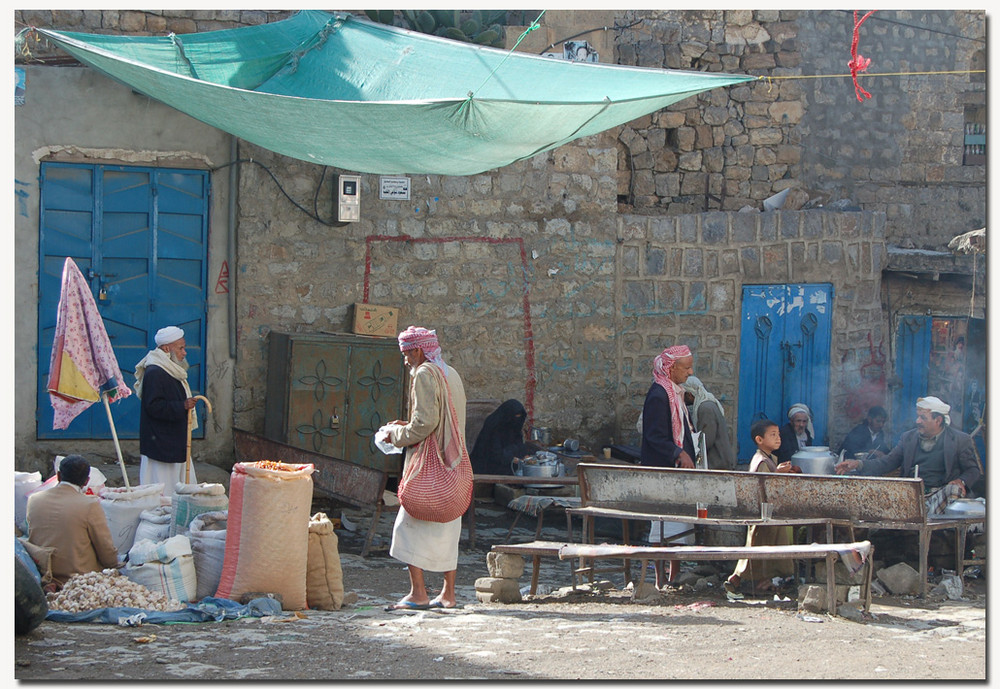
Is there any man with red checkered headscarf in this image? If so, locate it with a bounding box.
[380,326,467,611]
[640,345,697,470]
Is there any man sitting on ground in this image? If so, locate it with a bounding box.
[26,454,119,589]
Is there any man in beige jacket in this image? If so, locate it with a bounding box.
[26,455,119,588]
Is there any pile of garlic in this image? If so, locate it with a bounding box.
[46,568,186,612]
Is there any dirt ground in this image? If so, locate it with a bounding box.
[13,494,987,682]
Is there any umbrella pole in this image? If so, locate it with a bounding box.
[102,392,131,489]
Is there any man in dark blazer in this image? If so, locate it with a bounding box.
[835,397,980,509]
[133,325,197,497]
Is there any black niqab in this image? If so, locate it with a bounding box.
[469,399,532,475]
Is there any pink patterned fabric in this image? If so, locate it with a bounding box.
[651,345,692,446]
[397,325,446,374]
[47,257,131,430]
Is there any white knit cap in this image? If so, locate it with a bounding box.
[917,396,951,425]
[154,326,184,346]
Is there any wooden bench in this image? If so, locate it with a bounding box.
[571,463,984,595]
[490,539,875,616]
[464,474,578,548]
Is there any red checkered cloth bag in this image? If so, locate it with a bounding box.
[397,364,473,523]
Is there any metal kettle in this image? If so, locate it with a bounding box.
[790,446,842,475]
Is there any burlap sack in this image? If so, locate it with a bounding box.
[306,512,345,610]
[214,462,314,610]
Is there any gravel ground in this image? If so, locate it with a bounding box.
[14,498,987,681]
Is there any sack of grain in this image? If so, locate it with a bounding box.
[214,461,314,610]
[189,510,227,602]
[170,483,228,537]
[15,471,43,535]
[135,505,173,544]
[306,512,345,610]
[99,484,164,555]
[125,534,198,603]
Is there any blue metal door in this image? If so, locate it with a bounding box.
[37,162,209,439]
[737,283,833,460]
[891,316,931,443]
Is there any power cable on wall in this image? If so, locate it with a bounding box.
[211,158,350,227]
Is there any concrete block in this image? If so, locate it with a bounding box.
[797,583,854,612]
[486,552,526,579]
[474,577,522,603]
[812,560,867,586]
[876,562,921,595]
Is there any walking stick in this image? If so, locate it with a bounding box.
[186,395,213,484]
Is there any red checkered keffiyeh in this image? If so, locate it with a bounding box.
[652,345,693,446]
[397,326,447,374]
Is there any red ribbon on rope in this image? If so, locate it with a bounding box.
[848,10,877,102]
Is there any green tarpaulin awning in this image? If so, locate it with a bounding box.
[34,11,754,176]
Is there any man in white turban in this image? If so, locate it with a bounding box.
[836,396,981,514]
[133,326,197,497]
[681,376,736,470]
[776,402,814,464]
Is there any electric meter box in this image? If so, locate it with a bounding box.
[337,174,361,222]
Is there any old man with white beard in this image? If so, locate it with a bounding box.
[134,326,197,497]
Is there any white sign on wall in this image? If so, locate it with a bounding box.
[379,176,411,200]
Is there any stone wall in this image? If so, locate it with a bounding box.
[611,10,986,249]
[233,135,887,454]
[615,210,887,453]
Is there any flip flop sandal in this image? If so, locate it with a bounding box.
[384,601,431,611]
[429,601,464,610]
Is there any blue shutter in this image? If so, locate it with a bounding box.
[37,162,209,439]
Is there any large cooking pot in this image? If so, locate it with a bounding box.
[512,452,565,478]
[791,446,842,475]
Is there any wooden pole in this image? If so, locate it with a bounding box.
[102,392,131,489]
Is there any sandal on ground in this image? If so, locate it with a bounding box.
[723,575,740,594]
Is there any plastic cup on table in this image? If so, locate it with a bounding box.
[760,502,773,521]
[696,502,708,519]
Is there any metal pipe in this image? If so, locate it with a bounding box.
[227,135,238,359]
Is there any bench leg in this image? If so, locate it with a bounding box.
[955,525,968,579]
[530,554,541,596]
[826,553,837,615]
[864,548,874,613]
[919,527,930,597]
[534,508,546,541]
[466,500,477,549]
[361,502,383,558]
[504,512,524,544]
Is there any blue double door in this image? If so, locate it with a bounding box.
[36,162,210,439]
[736,284,833,460]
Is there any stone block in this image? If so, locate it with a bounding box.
[813,560,868,586]
[475,579,523,604]
[486,552,526,579]
[631,581,661,601]
[797,583,852,613]
[876,562,921,595]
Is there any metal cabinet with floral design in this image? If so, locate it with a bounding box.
[264,332,406,474]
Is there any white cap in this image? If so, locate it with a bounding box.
[917,396,951,425]
[154,326,184,346]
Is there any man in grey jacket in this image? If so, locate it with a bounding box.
[835,396,980,513]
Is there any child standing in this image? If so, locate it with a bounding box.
[724,419,801,595]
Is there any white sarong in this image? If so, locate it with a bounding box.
[390,506,461,572]
[140,455,196,499]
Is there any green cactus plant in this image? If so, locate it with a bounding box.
[364,9,507,48]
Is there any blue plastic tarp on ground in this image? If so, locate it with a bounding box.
[44,596,285,624]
